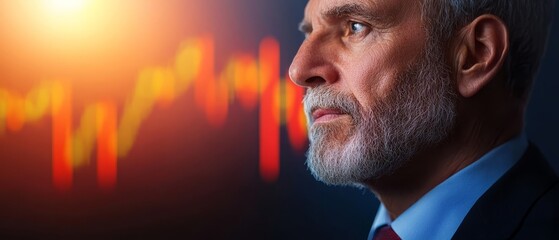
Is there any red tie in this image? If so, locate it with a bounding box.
[373,225,401,240]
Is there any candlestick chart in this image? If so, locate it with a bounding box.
[0,35,308,190]
[0,0,311,193]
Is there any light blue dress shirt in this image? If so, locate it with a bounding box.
[368,134,528,240]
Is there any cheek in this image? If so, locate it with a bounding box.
[340,49,400,109]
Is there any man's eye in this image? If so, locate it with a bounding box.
[349,22,366,34]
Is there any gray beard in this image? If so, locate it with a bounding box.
[303,46,456,187]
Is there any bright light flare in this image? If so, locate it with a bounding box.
[44,0,88,15]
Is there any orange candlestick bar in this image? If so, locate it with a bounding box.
[259,37,280,183]
[52,83,73,191]
[97,102,118,190]
[195,37,214,117]
[285,74,307,152]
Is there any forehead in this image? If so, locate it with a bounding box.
[305,0,374,14]
[303,0,421,23]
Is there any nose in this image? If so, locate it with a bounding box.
[288,37,339,88]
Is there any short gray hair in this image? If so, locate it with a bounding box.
[421,0,555,99]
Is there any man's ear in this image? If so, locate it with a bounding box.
[453,14,509,98]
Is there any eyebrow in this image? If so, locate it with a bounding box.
[324,3,379,23]
[298,3,379,34]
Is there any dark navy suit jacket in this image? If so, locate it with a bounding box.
[453,144,559,239]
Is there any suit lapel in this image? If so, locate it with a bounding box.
[452,144,558,240]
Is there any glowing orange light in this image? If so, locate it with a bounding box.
[44,0,88,15]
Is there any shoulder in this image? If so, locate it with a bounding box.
[513,181,559,239]
[453,144,559,240]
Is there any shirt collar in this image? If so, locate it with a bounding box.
[368,134,528,240]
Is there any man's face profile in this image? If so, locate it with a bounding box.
[289,0,558,238]
[289,0,457,186]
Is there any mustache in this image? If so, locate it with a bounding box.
[303,87,362,122]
